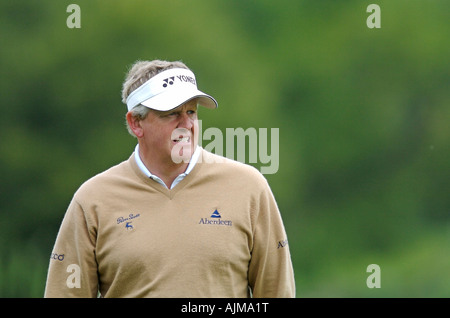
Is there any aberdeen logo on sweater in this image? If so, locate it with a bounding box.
[198,209,232,226]
[210,209,221,218]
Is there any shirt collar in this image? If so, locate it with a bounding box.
[134,144,201,189]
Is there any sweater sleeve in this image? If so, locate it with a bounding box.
[248,183,296,298]
[44,197,99,298]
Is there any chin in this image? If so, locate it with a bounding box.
[170,141,194,164]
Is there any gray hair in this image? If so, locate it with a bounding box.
[121,59,190,137]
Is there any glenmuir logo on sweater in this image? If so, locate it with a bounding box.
[198,209,232,226]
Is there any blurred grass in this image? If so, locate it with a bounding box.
[294,226,450,297]
[0,243,48,297]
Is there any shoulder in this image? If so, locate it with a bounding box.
[73,156,134,202]
[199,149,269,189]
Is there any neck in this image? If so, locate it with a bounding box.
[137,144,190,187]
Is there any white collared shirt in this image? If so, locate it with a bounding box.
[134,144,201,189]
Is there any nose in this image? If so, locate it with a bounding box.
[177,112,194,129]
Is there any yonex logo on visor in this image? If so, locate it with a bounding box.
[126,68,217,112]
[174,74,196,85]
[162,75,196,88]
[162,77,175,87]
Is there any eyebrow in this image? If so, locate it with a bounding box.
[158,105,198,117]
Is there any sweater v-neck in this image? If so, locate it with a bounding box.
[128,151,202,200]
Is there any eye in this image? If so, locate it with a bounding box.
[161,111,178,118]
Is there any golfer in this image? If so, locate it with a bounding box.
[44,59,295,297]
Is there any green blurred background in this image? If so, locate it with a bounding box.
[0,0,449,297]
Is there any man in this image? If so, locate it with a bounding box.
[44,59,295,297]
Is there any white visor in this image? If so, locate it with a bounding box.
[126,68,218,112]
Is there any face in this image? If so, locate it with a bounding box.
[128,99,199,167]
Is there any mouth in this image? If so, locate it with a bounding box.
[170,128,194,162]
[172,135,191,143]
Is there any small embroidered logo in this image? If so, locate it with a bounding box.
[210,209,221,218]
[198,209,232,226]
[117,213,140,230]
[125,222,134,230]
[277,239,288,249]
[162,77,175,87]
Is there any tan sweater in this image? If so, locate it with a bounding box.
[44,149,295,298]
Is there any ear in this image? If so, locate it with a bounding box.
[126,112,144,138]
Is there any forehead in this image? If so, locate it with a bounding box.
[180,98,198,109]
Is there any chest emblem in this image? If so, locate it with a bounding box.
[117,213,141,230]
[198,209,232,226]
